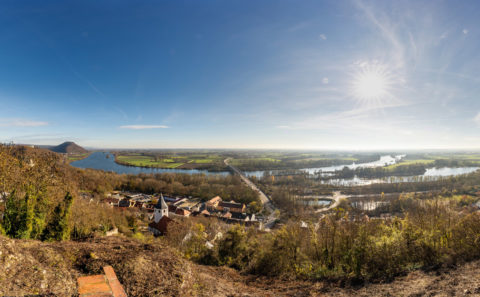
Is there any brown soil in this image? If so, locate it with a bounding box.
[2,235,480,297]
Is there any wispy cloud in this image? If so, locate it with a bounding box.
[0,119,48,127]
[4,134,81,145]
[277,99,412,131]
[319,34,327,40]
[354,0,406,70]
[463,28,469,35]
[119,125,169,130]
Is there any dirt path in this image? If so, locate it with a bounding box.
[314,191,347,213]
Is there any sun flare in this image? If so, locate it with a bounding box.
[354,72,387,99]
[352,62,391,101]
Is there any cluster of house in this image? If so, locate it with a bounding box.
[103,192,155,209]
[102,191,260,236]
[147,194,259,235]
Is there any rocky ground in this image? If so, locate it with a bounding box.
[1,235,480,297]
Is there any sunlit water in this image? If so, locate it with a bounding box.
[301,199,332,206]
[321,167,479,186]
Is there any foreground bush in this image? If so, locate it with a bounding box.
[171,199,480,282]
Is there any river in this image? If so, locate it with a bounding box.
[71,152,478,186]
[319,167,479,186]
[243,154,406,177]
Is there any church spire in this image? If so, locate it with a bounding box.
[154,193,169,223]
[160,193,168,210]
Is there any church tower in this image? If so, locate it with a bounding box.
[154,194,168,223]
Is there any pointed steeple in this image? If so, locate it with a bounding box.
[157,193,168,210]
[154,193,169,223]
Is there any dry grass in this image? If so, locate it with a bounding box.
[2,235,480,296]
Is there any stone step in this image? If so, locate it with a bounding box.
[77,266,127,297]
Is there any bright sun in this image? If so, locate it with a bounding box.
[352,62,391,101]
[354,72,387,99]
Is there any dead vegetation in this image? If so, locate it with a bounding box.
[2,234,480,296]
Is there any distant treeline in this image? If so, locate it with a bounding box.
[326,163,428,179]
[119,173,258,204]
[232,154,381,171]
[341,171,480,195]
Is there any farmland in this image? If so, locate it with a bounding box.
[226,152,381,171]
[66,153,90,163]
[384,159,434,170]
[114,152,226,170]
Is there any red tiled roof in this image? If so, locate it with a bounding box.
[207,196,222,204]
[175,208,191,216]
[219,201,244,209]
[148,216,173,234]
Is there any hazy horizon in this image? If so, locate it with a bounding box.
[2,0,480,150]
[19,140,480,152]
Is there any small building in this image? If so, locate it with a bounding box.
[175,208,191,217]
[163,196,185,204]
[174,198,201,211]
[218,201,246,213]
[206,196,222,211]
[119,198,135,208]
[103,197,120,207]
[168,204,177,213]
[230,212,249,221]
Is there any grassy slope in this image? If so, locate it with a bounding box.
[2,234,480,297]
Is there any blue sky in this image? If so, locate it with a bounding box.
[1,0,480,149]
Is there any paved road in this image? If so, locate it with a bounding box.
[314,191,347,213]
[224,158,278,228]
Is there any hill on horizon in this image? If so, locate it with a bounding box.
[48,141,88,154]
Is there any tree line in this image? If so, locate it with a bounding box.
[170,196,480,282]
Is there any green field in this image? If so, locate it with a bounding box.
[116,155,184,168]
[384,159,435,169]
[193,159,214,164]
[229,157,281,166]
[67,153,90,162]
[115,153,224,169]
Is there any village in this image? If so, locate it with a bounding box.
[97,191,263,236]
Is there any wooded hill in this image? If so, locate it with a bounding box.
[49,141,88,154]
